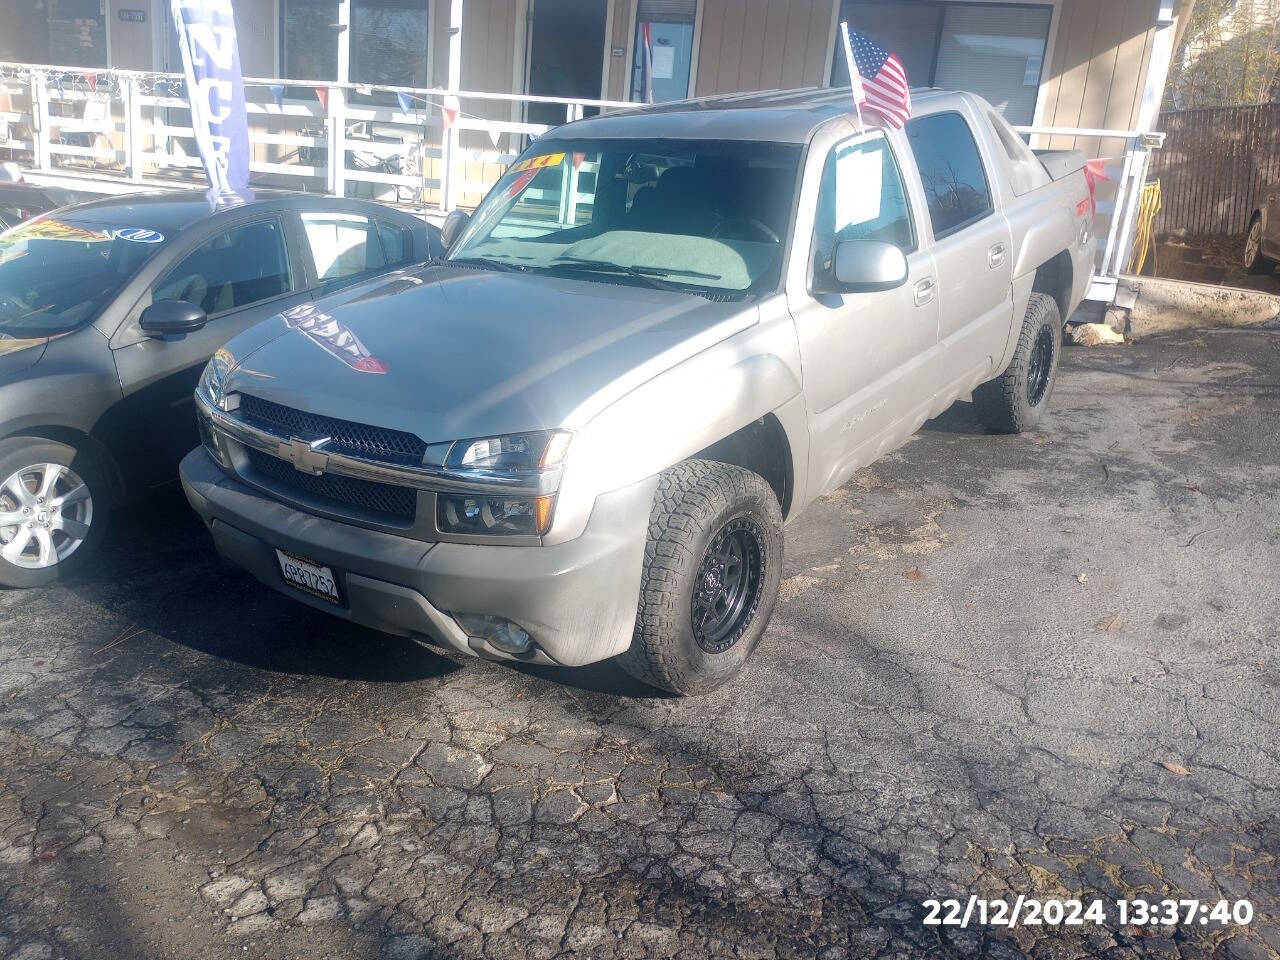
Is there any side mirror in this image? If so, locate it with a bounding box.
[140,299,208,336]
[821,239,909,294]
[440,209,471,250]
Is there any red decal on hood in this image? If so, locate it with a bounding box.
[280,303,387,375]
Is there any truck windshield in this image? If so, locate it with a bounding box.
[448,138,801,297]
[0,217,168,338]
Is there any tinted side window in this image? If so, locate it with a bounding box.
[812,134,915,278]
[375,220,413,265]
[905,112,993,238]
[301,212,388,280]
[154,219,292,316]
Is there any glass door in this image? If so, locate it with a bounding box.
[630,0,698,103]
[525,0,608,126]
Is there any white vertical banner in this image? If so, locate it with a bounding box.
[170,0,252,206]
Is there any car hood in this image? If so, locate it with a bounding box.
[0,335,49,380]
[223,264,756,442]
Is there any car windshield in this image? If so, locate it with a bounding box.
[448,138,802,298]
[0,217,169,338]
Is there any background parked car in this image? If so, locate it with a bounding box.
[1244,192,1280,274]
[0,181,92,231]
[0,191,442,587]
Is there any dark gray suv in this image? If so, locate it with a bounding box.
[0,191,441,587]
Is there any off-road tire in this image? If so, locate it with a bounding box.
[973,292,1062,434]
[620,459,784,696]
[0,437,109,589]
[1244,214,1275,275]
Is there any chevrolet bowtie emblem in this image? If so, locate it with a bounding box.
[279,436,330,475]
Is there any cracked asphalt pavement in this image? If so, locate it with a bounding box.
[1,327,1278,959]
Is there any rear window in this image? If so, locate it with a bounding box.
[905,112,994,239]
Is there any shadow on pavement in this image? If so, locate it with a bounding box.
[65,486,462,685]
[920,399,989,436]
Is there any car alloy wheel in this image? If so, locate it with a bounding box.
[1245,219,1262,267]
[0,462,94,569]
[691,516,766,654]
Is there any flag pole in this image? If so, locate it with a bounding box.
[840,22,865,134]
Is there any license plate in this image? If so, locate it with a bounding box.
[275,549,340,604]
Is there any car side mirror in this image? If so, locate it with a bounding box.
[140,299,208,336]
[821,239,909,294]
[440,209,471,250]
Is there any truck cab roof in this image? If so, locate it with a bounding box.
[544,86,956,144]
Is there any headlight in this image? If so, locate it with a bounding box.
[442,430,572,476]
[437,493,555,537]
[196,348,233,408]
[433,431,570,537]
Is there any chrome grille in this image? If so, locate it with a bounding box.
[238,394,427,466]
[244,447,417,525]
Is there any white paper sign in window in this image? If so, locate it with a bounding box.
[652,45,676,79]
[835,146,883,232]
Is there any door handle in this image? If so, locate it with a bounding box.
[913,277,935,306]
[988,243,1007,268]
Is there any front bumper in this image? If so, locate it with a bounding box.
[180,447,656,666]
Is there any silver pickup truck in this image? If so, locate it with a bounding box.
[181,88,1096,695]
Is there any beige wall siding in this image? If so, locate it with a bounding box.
[107,0,154,71]
[233,2,279,78]
[606,0,637,101]
[460,0,520,95]
[695,0,834,96]
[1039,0,1162,156]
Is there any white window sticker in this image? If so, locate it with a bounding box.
[652,45,676,80]
[114,227,165,243]
[835,147,883,231]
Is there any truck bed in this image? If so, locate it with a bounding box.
[1034,149,1087,181]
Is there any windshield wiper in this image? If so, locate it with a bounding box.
[445,255,525,273]
[547,257,717,293]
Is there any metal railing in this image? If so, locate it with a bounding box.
[0,61,633,214]
[1017,124,1165,303]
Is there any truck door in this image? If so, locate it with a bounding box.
[787,127,939,497]
[904,110,1014,404]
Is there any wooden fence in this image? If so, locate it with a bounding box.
[1149,104,1280,237]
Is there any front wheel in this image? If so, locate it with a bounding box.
[0,437,108,589]
[620,460,784,696]
[973,292,1062,434]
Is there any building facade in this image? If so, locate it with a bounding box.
[1,0,1193,155]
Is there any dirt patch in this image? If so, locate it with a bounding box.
[1154,232,1280,295]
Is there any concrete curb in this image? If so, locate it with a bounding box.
[1114,275,1280,338]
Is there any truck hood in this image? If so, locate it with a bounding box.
[223,263,757,442]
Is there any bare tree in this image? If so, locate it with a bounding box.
[1166,0,1280,109]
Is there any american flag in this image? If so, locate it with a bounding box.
[841,24,912,128]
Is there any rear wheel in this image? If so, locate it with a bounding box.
[0,438,108,589]
[621,459,783,696]
[1244,214,1275,274]
[973,292,1063,434]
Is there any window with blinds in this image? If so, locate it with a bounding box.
[934,5,1051,124]
[631,0,699,103]
[829,1,1052,126]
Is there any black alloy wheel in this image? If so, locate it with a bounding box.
[691,516,766,653]
[1026,326,1056,407]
